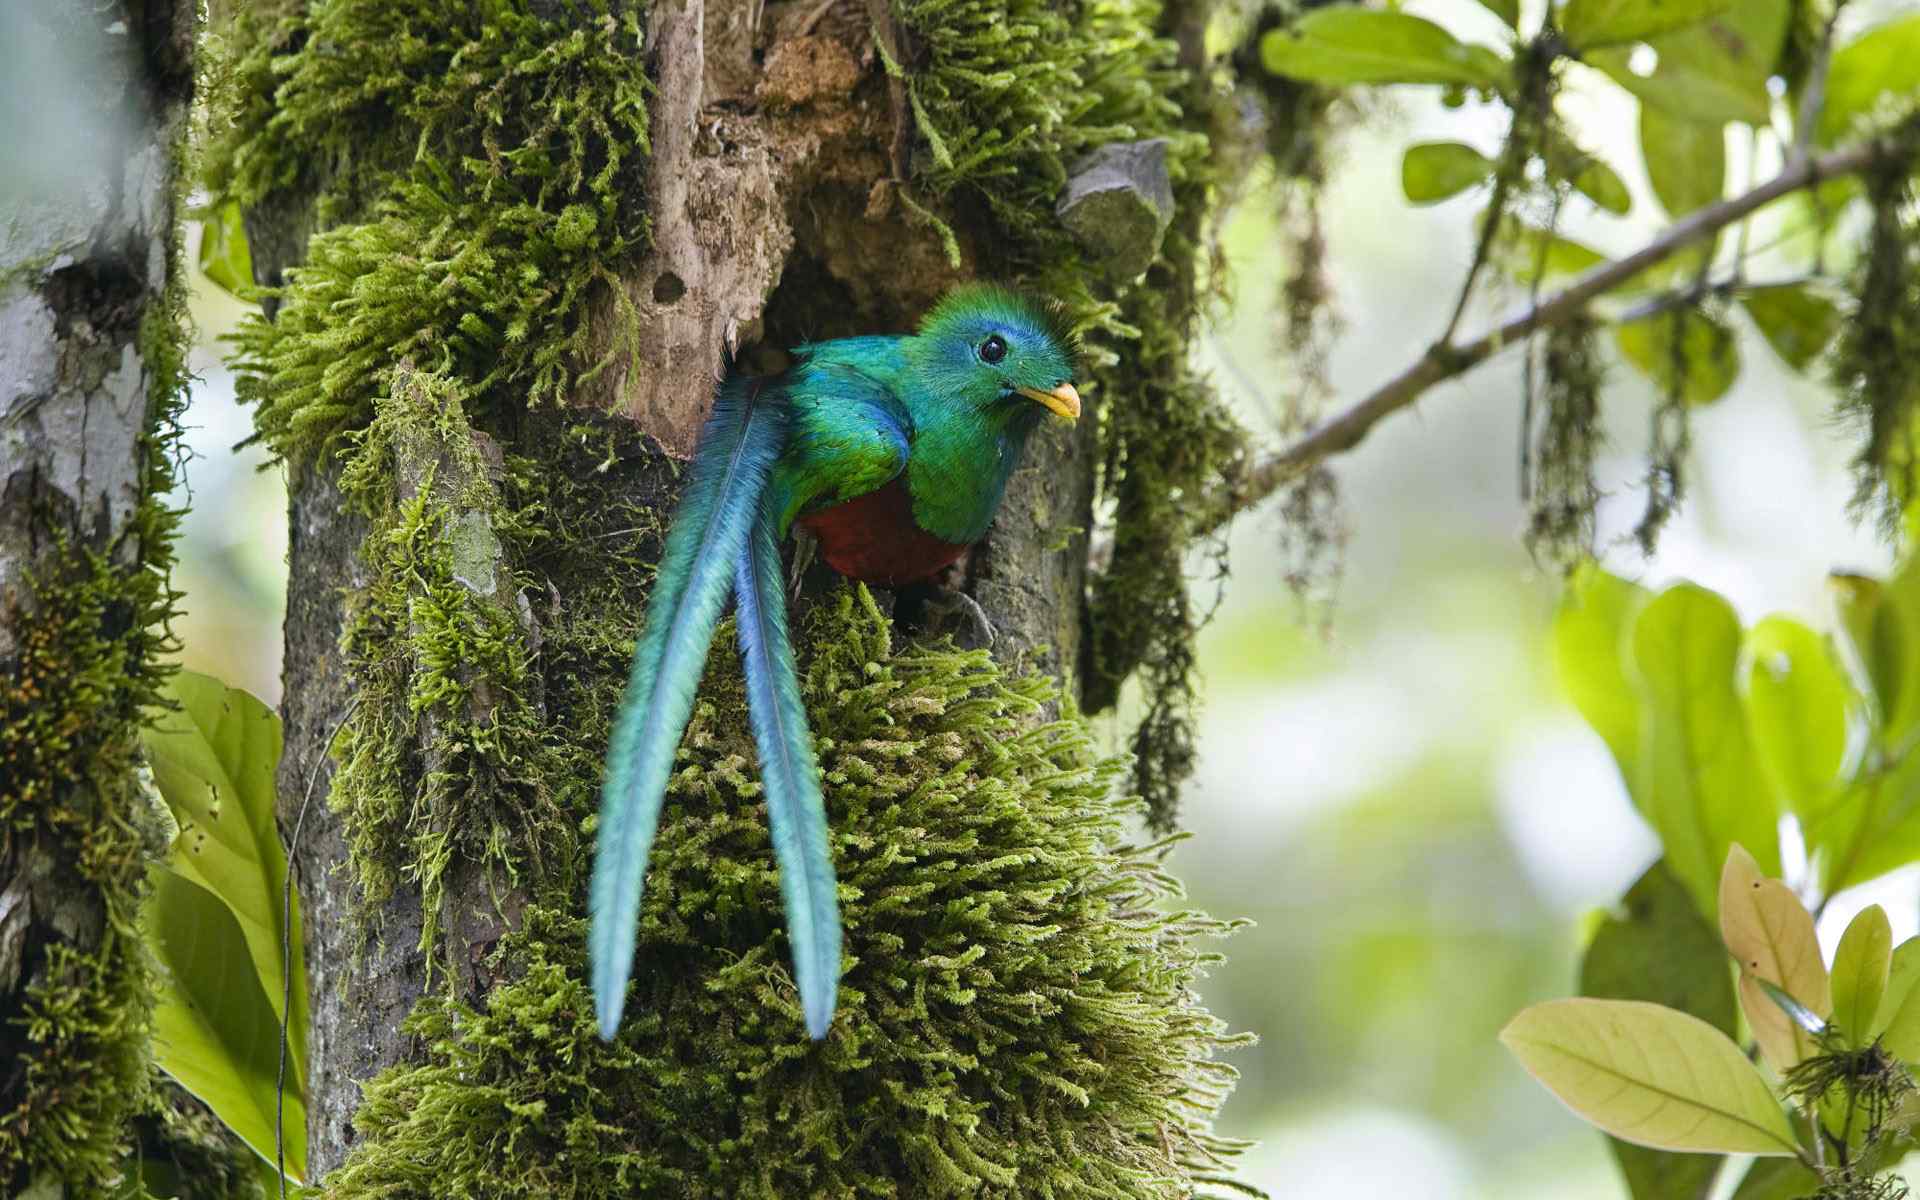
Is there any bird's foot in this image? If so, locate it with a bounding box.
[921,585,996,649]
[787,528,819,605]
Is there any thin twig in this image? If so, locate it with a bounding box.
[278,696,358,1200]
[1612,272,1828,325]
[1791,0,1849,167]
[1190,134,1888,538]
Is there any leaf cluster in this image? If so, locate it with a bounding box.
[1509,549,1920,1197]
[1256,0,1920,558]
[140,671,309,1188]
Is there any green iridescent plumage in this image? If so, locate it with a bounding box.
[590,285,1080,1041]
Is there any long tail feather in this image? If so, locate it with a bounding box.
[590,378,785,1040]
[735,504,841,1039]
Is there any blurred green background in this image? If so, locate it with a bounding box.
[164,3,1912,1193]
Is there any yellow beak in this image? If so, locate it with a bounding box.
[1017,382,1081,421]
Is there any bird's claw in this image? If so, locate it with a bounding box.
[787,528,818,604]
[922,586,996,649]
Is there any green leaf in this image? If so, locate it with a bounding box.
[1732,1158,1824,1200]
[1589,2,1788,127]
[1818,13,1920,145]
[1402,142,1495,204]
[1632,586,1779,913]
[1547,132,1632,215]
[196,201,255,300]
[1571,157,1632,216]
[1496,222,1613,283]
[1743,616,1852,823]
[1559,0,1734,51]
[1742,284,1841,372]
[1501,998,1799,1154]
[147,871,307,1182]
[1870,557,1920,752]
[1720,843,1828,1069]
[1615,308,1739,407]
[1640,103,1726,223]
[1554,563,1652,782]
[1260,10,1510,89]
[1813,753,1920,901]
[1580,861,1740,1200]
[1876,937,1920,1061]
[1477,0,1520,29]
[1831,573,1887,706]
[1831,904,1893,1047]
[141,671,307,1085]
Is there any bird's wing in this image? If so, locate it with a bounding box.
[590,374,788,1040]
[772,360,912,530]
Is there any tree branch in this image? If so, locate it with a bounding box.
[1195,134,1887,537]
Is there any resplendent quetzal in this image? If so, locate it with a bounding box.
[590,284,1081,1040]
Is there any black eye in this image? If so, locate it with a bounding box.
[979,335,1007,364]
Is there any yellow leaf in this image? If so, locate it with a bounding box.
[1719,843,1830,1069]
[1501,998,1799,1155]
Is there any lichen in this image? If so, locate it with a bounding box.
[323,590,1250,1200]
[0,168,190,1200]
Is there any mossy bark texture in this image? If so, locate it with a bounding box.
[0,0,195,1192]
[214,0,1250,1192]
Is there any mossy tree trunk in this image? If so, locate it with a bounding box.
[219,0,1246,1192]
[0,0,196,1191]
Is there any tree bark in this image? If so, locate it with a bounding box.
[0,0,194,1190]
[228,0,1239,1188]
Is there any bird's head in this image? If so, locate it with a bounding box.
[908,284,1081,424]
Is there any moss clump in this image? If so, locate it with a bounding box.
[898,0,1253,826]
[0,230,189,1198]
[1833,125,1920,534]
[330,365,568,957]
[323,589,1248,1199]
[1523,314,1603,567]
[210,0,651,461]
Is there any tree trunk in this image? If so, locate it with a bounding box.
[0,0,195,1191]
[218,0,1244,1192]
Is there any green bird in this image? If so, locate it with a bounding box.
[590,284,1081,1040]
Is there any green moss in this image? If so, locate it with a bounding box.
[1523,314,1602,567]
[211,0,651,461]
[330,365,568,959]
[127,1077,270,1200]
[1833,122,1920,534]
[898,0,1254,826]
[324,590,1249,1199]
[0,174,190,1200]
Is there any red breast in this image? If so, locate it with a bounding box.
[797,477,970,588]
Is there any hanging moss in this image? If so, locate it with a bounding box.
[0,204,190,1197]
[897,0,1254,826]
[209,0,652,462]
[1833,127,1920,534]
[1523,314,1604,567]
[323,590,1249,1200]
